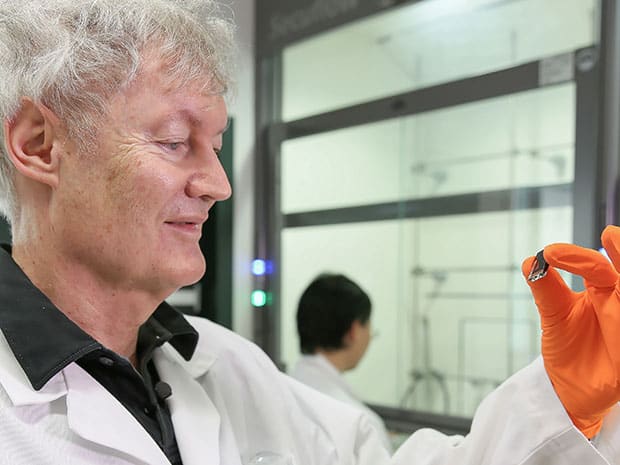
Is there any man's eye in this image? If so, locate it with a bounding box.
[164,142,183,151]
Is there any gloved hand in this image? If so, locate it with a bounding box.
[522,224,620,439]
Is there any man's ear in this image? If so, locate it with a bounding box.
[342,321,358,347]
[3,98,63,188]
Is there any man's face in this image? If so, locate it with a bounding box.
[349,319,372,369]
[51,59,231,297]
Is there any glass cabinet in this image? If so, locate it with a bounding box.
[256,0,605,433]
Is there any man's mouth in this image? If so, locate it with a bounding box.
[164,221,203,234]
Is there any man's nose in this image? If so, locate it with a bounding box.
[185,149,232,201]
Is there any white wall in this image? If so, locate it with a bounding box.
[228,0,255,339]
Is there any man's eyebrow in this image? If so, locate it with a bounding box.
[150,111,192,129]
[155,110,230,134]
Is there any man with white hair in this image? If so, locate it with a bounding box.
[0,1,619,464]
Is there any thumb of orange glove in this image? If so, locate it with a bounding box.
[522,224,620,439]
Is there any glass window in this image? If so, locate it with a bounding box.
[276,0,595,422]
[282,83,575,214]
[282,0,596,121]
[281,206,572,416]
[279,81,577,417]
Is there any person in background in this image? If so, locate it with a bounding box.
[1,0,620,463]
[292,273,392,452]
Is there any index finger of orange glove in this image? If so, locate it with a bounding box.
[601,225,620,273]
[522,256,577,324]
[544,243,617,289]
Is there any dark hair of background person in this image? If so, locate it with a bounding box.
[297,273,372,355]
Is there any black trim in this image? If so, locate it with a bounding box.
[598,0,620,227]
[284,184,572,228]
[274,57,559,141]
[573,47,603,259]
[368,404,471,436]
[256,0,421,57]
[253,52,284,362]
[200,119,235,329]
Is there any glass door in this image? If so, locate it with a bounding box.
[262,0,601,435]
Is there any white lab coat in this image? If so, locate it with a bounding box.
[0,315,617,465]
[291,354,393,452]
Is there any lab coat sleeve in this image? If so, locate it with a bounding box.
[591,403,620,463]
[391,357,609,465]
[284,375,392,465]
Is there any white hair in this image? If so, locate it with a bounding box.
[0,0,236,223]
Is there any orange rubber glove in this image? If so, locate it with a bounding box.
[522,224,620,439]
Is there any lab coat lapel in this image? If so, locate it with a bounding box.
[63,363,171,465]
[155,349,222,465]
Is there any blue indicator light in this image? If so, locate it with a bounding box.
[252,259,266,276]
[252,259,274,276]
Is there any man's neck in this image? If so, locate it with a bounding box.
[11,243,163,365]
[319,350,354,373]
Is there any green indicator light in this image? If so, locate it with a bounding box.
[251,290,267,307]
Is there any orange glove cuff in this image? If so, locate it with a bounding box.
[567,411,607,439]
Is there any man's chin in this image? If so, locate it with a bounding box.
[177,261,207,287]
[153,251,205,292]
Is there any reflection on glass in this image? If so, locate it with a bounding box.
[282,0,595,121]
[282,0,598,121]
[281,207,572,417]
[282,83,575,214]
[278,0,588,420]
